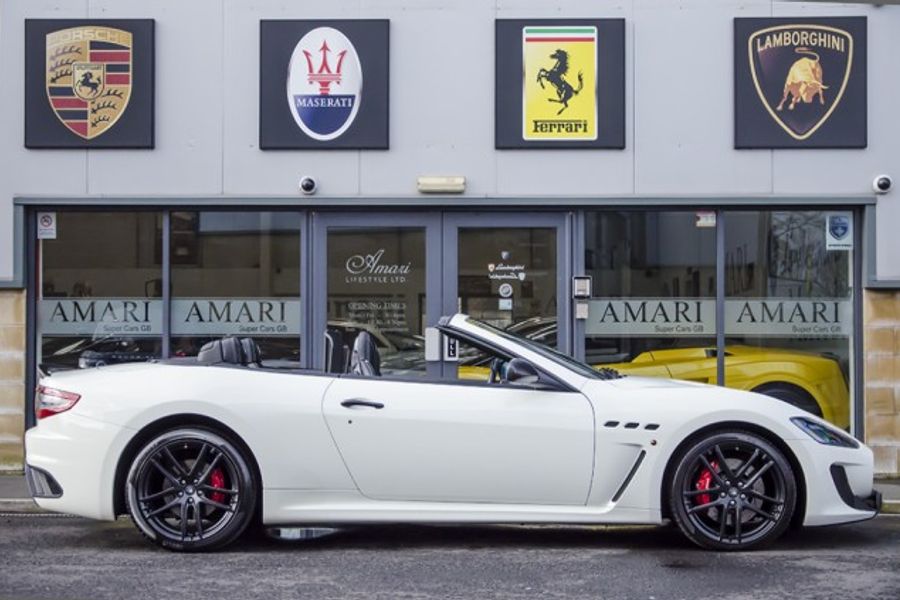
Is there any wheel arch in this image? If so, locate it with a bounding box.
[112,413,263,517]
[659,420,807,529]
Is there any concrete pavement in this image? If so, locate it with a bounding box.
[0,515,898,600]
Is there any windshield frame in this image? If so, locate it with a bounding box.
[462,317,606,380]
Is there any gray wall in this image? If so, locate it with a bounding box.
[1,1,899,281]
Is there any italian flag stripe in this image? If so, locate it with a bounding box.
[524,27,596,36]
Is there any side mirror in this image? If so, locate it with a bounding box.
[503,357,540,386]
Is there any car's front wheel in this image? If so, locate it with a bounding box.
[669,430,797,551]
[125,427,257,551]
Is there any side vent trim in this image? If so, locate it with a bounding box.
[611,449,647,503]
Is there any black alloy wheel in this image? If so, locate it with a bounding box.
[126,428,257,551]
[669,431,797,551]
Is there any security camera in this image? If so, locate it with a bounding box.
[299,176,317,195]
[873,175,892,194]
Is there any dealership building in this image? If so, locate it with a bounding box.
[1,1,899,475]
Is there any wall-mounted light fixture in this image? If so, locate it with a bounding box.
[416,176,466,194]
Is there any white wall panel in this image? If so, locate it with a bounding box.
[0,1,89,280]
[86,0,224,195]
[223,0,362,196]
[633,0,773,195]
[0,1,899,281]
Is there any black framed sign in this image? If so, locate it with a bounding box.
[734,17,866,149]
[495,19,625,150]
[259,20,389,150]
[25,19,155,149]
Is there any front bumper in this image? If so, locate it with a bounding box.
[830,464,882,513]
[789,438,879,527]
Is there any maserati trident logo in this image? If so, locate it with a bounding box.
[748,24,853,140]
[45,25,133,140]
[287,27,362,141]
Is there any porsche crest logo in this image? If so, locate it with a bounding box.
[45,26,133,140]
[748,24,852,141]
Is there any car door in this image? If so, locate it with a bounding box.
[321,377,595,505]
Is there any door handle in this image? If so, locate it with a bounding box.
[340,398,385,409]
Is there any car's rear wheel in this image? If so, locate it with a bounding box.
[669,430,796,551]
[125,427,256,552]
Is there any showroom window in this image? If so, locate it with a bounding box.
[584,211,717,377]
[724,211,853,429]
[170,211,301,362]
[583,209,855,429]
[38,211,163,370]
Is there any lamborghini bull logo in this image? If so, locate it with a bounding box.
[749,25,853,141]
[776,48,827,111]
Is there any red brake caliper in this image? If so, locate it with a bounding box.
[209,468,226,504]
[695,460,719,506]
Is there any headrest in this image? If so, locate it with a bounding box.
[350,331,381,377]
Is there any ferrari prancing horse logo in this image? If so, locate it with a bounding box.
[45,26,133,140]
[748,24,853,141]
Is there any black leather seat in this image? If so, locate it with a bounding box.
[349,331,381,377]
[239,338,261,367]
[325,328,351,374]
[197,336,261,367]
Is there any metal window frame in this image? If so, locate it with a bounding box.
[15,196,878,437]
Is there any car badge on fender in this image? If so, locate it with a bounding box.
[45,26,133,140]
[748,24,853,141]
[287,27,362,141]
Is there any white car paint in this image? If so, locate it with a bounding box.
[25,314,877,533]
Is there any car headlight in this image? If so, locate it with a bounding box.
[791,416,859,448]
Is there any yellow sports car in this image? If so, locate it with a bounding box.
[458,320,849,429]
[603,346,849,429]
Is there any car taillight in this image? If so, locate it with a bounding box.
[35,386,81,420]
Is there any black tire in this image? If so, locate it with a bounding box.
[753,383,823,418]
[668,430,796,551]
[125,427,257,552]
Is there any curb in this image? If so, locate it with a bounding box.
[882,500,900,515]
[0,498,45,514]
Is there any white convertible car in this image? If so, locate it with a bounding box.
[25,314,880,552]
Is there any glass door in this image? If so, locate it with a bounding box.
[311,213,442,378]
[442,213,572,356]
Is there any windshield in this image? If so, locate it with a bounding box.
[464,317,612,380]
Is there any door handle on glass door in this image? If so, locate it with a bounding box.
[340,399,385,409]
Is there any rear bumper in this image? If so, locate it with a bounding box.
[25,412,132,520]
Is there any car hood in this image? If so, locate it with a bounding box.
[581,375,808,429]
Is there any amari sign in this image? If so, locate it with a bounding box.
[40,299,162,336]
[587,298,851,338]
[171,299,301,336]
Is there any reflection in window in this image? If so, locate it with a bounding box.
[39,212,163,370]
[170,212,301,363]
[327,228,427,377]
[584,211,717,374]
[457,228,557,345]
[725,211,852,428]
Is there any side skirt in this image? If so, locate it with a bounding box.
[262,490,663,526]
